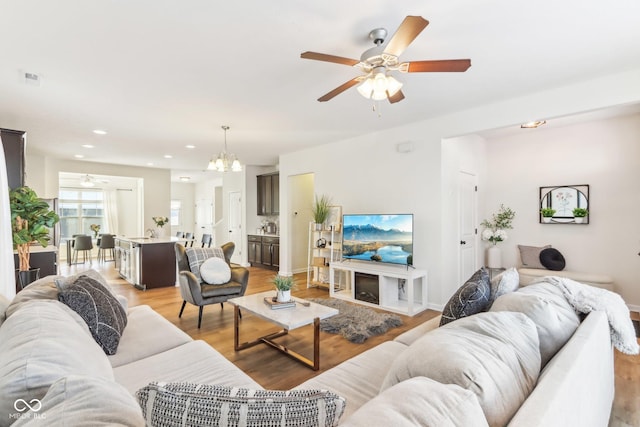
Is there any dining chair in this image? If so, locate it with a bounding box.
[184,232,194,247]
[176,231,185,238]
[97,234,116,262]
[72,235,93,264]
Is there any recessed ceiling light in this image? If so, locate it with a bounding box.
[93,129,107,135]
[81,144,94,148]
[146,162,154,166]
[179,176,191,182]
[74,154,84,158]
[521,120,547,129]
[185,145,195,149]
[164,154,173,159]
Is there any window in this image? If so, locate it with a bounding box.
[171,200,182,226]
[59,188,105,238]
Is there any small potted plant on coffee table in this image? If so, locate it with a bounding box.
[272,274,295,303]
[572,207,588,224]
[540,208,556,223]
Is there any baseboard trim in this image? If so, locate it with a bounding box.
[427,302,444,312]
[627,304,640,313]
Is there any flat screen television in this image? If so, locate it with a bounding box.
[342,214,413,266]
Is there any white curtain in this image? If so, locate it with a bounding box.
[104,189,119,235]
[0,136,17,299]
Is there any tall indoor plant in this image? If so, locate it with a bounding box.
[312,194,331,230]
[10,186,59,285]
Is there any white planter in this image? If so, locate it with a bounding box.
[486,246,502,269]
[542,217,552,223]
[574,217,584,224]
[277,290,291,303]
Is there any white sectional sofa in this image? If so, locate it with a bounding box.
[0,271,615,426]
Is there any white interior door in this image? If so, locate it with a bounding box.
[195,197,213,238]
[459,171,478,283]
[228,191,242,264]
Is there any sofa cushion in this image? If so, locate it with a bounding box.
[200,256,231,285]
[294,341,407,421]
[185,247,225,282]
[489,267,519,304]
[518,244,551,269]
[539,247,566,271]
[136,382,346,427]
[0,300,114,420]
[381,311,541,427]
[11,375,145,427]
[58,275,128,355]
[114,340,262,394]
[108,305,192,368]
[440,267,491,326]
[0,293,9,327]
[4,274,63,318]
[342,376,489,427]
[490,282,580,366]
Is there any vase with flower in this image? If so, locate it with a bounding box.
[152,216,169,238]
[481,204,515,268]
[90,223,101,238]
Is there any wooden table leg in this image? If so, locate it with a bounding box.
[313,316,320,370]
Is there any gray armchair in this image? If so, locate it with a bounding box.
[174,242,249,328]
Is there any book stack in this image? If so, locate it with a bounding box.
[264,297,296,310]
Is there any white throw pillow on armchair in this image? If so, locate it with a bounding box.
[200,257,231,285]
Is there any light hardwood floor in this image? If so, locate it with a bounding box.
[61,262,639,425]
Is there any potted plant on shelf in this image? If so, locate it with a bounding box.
[272,274,295,302]
[572,207,588,223]
[311,194,331,231]
[540,208,556,223]
[480,204,516,269]
[10,186,60,288]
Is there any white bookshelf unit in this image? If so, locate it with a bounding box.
[307,222,342,288]
[329,260,428,316]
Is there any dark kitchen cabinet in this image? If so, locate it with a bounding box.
[247,235,279,270]
[257,172,279,216]
[1,128,26,190]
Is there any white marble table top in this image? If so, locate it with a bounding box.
[228,291,338,330]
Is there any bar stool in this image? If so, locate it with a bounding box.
[201,234,212,248]
[184,232,194,247]
[73,235,93,264]
[97,234,116,262]
[176,231,185,238]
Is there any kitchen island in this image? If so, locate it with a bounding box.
[115,236,182,290]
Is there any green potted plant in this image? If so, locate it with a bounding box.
[272,274,295,302]
[311,194,331,231]
[540,207,556,223]
[572,207,588,223]
[10,186,60,287]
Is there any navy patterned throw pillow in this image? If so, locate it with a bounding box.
[58,275,127,355]
[440,267,491,326]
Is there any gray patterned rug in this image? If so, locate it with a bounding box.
[308,298,403,344]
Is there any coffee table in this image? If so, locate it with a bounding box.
[228,291,338,370]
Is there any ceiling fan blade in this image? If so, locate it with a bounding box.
[317,77,361,102]
[383,16,429,57]
[387,90,405,104]
[404,59,471,73]
[301,51,359,66]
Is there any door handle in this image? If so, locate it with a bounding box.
[460,240,466,245]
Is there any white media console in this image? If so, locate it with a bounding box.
[329,260,428,316]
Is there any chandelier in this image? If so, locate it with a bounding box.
[80,174,95,187]
[207,125,242,172]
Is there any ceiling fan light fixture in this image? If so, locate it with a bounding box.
[357,71,403,101]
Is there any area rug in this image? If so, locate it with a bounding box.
[308,298,402,344]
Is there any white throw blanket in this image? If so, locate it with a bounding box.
[532,276,639,355]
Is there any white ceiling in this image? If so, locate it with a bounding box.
[2,0,640,181]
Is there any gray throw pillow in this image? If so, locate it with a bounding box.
[185,247,226,282]
[58,275,128,355]
[489,267,520,304]
[136,382,346,427]
[518,244,551,269]
[440,268,490,326]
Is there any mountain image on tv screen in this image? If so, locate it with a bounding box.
[342,214,413,265]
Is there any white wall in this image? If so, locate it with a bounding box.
[483,113,640,308]
[280,67,640,309]
[27,154,172,234]
[170,182,195,238]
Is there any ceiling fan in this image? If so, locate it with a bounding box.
[301,16,471,103]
